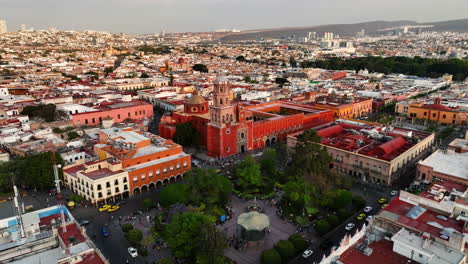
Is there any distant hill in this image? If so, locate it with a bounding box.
[219,19,468,41]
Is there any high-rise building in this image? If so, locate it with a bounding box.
[19,24,26,31]
[323,32,334,40]
[0,20,7,34]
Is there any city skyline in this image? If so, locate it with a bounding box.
[0,0,467,33]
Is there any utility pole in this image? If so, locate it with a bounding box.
[52,153,66,232]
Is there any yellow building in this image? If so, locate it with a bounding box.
[408,98,468,125]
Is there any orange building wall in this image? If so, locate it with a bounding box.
[72,103,153,126]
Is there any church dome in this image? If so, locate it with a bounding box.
[187,94,205,104]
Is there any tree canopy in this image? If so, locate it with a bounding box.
[0,152,64,193]
[158,183,188,207]
[236,155,262,190]
[21,104,68,122]
[192,64,208,73]
[261,248,282,264]
[125,228,143,246]
[173,122,200,147]
[163,212,220,260]
[186,168,232,208]
[302,56,468,81]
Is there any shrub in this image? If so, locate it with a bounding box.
[261,248,282,264]
[122,223,133,233]
[125,228,143,246]
[315,219,331,235]
[274,240,296,260]
[326,215,339,227]
[288,234,307,251]
[67,131,80,140]
[337,208,351,221]
[138,246,148,257]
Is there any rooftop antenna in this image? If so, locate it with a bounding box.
[13,185,26,239]
[52,153,66,232]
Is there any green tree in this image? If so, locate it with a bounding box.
[236,55,246,62]
[158,183,188,207]
[275,240,297,260]
[67,131,79,140]
[260,148,278,178]
[315,219,331,235]
[352,195,366,211]
[288,234,308,251]
[104,66,113,74]
[261,248,282,264]
[143,198,153,209]
[195,224,227,263]
[125,228,143,246]
[236,155,262,191]
[193,64,208,73]
[122,223,134,233]
[283,178,313,214]
[173,122,200,147]
[289,56,297,68]
[163,212,213,259]
[326,215,340,227]
[21,104,68,122]
[186,168,232,207]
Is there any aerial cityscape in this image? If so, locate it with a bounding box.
[0,1,468,264]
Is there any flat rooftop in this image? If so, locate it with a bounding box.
[380,198,464,239]
[316,120,432,161]
[419,150,468,179]
[418,180,466,203]
[339,239,416,264]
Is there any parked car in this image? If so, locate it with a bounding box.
[302,249,313,259]
[345,223,355,231]
[366,216,372,222]
[364,206,373,213]
[378,198,387,204]
[390,190,399,196]
[79,220,90,226]
[128,247,138,257]
[102,226,110,237]
[356,214,366,220]
[107,205,120,212]
[98,204,111,212]
[381,203,388,209]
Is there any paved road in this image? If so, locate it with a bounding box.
[291,182,396,264]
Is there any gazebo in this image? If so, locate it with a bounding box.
[237,211,270,241]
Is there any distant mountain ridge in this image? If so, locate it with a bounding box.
[219,19,468,41]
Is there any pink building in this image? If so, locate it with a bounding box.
[71,100,153,127]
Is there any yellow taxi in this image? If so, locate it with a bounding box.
[99,204,111,212]
[356,213,366,220]
[381,203,388,209]
[378,198,387,204]
[107,205,120,212]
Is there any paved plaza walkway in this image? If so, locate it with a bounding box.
[222,196,297,264]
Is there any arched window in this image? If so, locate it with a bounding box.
[220,98,223,105]
[230,114,233,121]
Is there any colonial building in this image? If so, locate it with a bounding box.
[64,127,191,203]
[158,76,334,159]
[407,98,468,125]
[288,119,435,185]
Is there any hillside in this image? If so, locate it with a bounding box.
[219,19,468,41]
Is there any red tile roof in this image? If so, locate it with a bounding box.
[339,240,416,264]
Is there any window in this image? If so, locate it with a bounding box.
[114,179,119,185]
[128,112,131,117]
[442,114,446,118]
[141,173,146,179]
[133,176,138,182]
[85,119,89,124]
[97,184,102,190]
[432,113,436,117]
[226,147,230,152]
[453,114,456,118]
[149,171,153,177]
[135,111,138,116]
[98,192,102,198]
[170,166,174,171]
[156,169,160,175]
[123,177,127,183]
[92,118,96,123]
[118,114,121,119]
[176,163,180,169]
[423,112,427,116]
[163,168,167,173]
[107,190,111,195]
[226,128,230,135]
[124,184,128,190]
[183,162,187,167]
[106,182,111,188]
[115,187,120,193]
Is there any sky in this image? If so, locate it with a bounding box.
[0,0,467,33]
